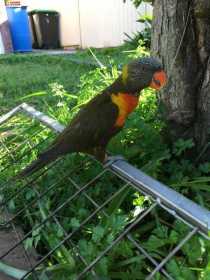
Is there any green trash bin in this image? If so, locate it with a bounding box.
[28,9,60,49]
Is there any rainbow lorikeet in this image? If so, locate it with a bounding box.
[19,57,167,177]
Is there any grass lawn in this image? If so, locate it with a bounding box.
[0,54,93,114]
[0,46,132,114]
[0,47,210,279]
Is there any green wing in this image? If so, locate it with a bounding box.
[54,93,119,153]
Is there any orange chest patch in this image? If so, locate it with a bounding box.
[111,93,139,127]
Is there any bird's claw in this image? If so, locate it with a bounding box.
[103,155,125,168]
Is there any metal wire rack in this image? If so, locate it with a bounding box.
[0,103,210,280]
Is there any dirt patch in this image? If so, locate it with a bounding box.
[0,218,37,280]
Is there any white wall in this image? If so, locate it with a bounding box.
[26,0,152,48]
[0,0,7,24]
[79,0,145,48]
[0,33,5,54]
[0,0,7,54]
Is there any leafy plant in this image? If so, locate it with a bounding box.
[123,0,153,8]
[124,15,152,48]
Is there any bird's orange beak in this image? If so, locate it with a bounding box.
[149,70,167,90]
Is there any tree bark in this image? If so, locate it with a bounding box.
[151,0,210,159]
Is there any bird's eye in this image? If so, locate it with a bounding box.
[149,70,167,90]
[153,77,161,87]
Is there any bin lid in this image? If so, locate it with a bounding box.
[6,5,27,8]
[28,9,59,15]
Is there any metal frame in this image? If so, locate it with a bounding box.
[1,103,210,280]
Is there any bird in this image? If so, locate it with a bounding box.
[18,57,167,177]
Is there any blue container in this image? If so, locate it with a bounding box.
[6,6,32,52]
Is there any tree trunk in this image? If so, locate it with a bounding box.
[151,0,210,160]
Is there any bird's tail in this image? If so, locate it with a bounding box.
[18,145,60,178]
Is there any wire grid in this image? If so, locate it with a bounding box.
[0,104,210,280]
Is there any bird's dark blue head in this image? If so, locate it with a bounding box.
[121,57,167,93]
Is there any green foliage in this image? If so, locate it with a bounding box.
[124,0,153,8]
[124,15,152,48]
[1,44,210,279]
[173,138,195,156]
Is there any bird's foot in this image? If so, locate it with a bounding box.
[103,155,125,168]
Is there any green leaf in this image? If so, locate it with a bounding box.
[116,255,144,267]
[8,199,16,211]
[70,217,80,229]
[106,187,131,216]
[92,226,105,243]
[199,162,210,174]
[182,236,202,265]
[173,138,195,156]
[17,91,47,100]
[166,259,197,280]
[113,240,133,258]
[24,238,33,250]
[96,257,108,276]
[169,230,179,244]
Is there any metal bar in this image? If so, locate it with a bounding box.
[50,215,97,278]
[109,160,210,234]
[0,104,22,125]
[0,133,54,175]
[127,234,175,280]
[76,202,158,280]
[67,175,172,279]
[0,169,107,260]
[21,183,129,279]
[58,165,171,279]
[157,199,210,241]
[20,103,64,133]
[146,227,198,280]
[0,135,56,193]
[0,127,43,165]
[0,123,41,147]
[0,157,60,192]
[0,138,15,161]
[32,184,97,279]
[60,167,172,279]
[1,155,96,276]
[0,161,83,226]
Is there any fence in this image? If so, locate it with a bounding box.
[26,0,152,48]
[0,103,210,279]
